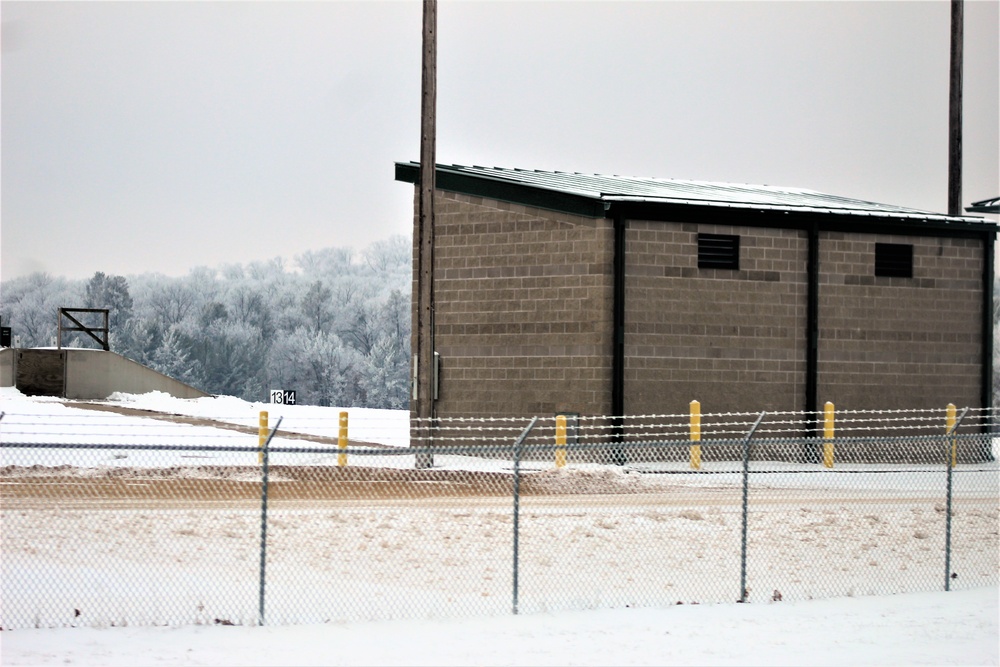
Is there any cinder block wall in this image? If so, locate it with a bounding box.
[817,233,983,410]
[413,190,988,429]
[415,191,615,420]
[624,221,809,416]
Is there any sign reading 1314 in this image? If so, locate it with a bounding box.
[270,390,297,405]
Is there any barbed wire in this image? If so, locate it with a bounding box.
[3,407,995,451]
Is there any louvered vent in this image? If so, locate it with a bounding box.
[697,233,740,270]
[875,243,913,278]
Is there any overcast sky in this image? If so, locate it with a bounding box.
[2,1,997,282]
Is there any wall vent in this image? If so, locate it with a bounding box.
[875,243,913,278]
[697,233,740,270]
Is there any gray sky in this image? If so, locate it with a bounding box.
[2,1,997,281]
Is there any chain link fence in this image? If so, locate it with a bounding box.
[1,404,996,629]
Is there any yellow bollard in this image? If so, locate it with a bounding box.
[690,400,701,470]
[946,403,957,468]
[258,411,268,464]
[555,415,567,468]
[338,411,349,467]
[823,402,835,468]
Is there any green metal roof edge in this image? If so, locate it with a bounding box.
[607,199,996,238]
[395,162,606,218]
[967,197,1000,214]
[395,162,997,235]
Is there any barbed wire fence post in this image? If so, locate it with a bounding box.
[511,416,538,616]
[943,406,967,592]
[739,411,767,603]
[258,416,283,626]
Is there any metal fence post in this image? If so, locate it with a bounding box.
[512,416,538,615]
[739,412,766,603]
[689,400,701,470]
[258,416,283,626]
[944,406,967,592]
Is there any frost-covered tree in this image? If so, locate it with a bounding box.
[199,302,229,328]
[363,236,410,273]
[267,328,363,406]
[296,247,353,278]
[0,273,82,348]
[118,317,163,368]
[340,303,378,356]
[301,281,334,334]
[228,286,274,339]
[377,289,410,344]
[84,272,134,328]
[361,336,409,409]
[147,281,196,329]
[187,320,269,399]
[152,326,198,386]
[1,240,411,407]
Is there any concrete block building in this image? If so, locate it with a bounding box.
[396,163,996,427]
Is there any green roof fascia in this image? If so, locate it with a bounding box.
[966,200,1000,214]
[394,162,997,239]
[394,162,606,219]
[605,200,998,240]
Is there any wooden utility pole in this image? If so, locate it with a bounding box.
[948,0,963,216]
[414,0,437,468]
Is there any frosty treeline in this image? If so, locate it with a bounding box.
[0,236,411,409]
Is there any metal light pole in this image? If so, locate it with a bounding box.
[414,0,437,468]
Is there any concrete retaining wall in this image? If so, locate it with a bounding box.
[64,349,208,399]
[0,348,208,400]
[0,348,14,388]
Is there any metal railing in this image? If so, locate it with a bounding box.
[1,407,996,629]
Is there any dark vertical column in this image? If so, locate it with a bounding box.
[805,224,820,443]
[948,0,963,216]
[981,233,994,420]
[611,215,626,464]
[415,0,437,468]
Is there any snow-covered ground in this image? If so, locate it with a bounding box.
[2,388,998,664]
[1,587,997,666]
[2,388,412,449]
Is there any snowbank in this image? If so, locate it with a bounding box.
[1,587,996,667]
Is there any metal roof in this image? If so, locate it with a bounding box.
[966,197,1000,214]
[398,162,992,226]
